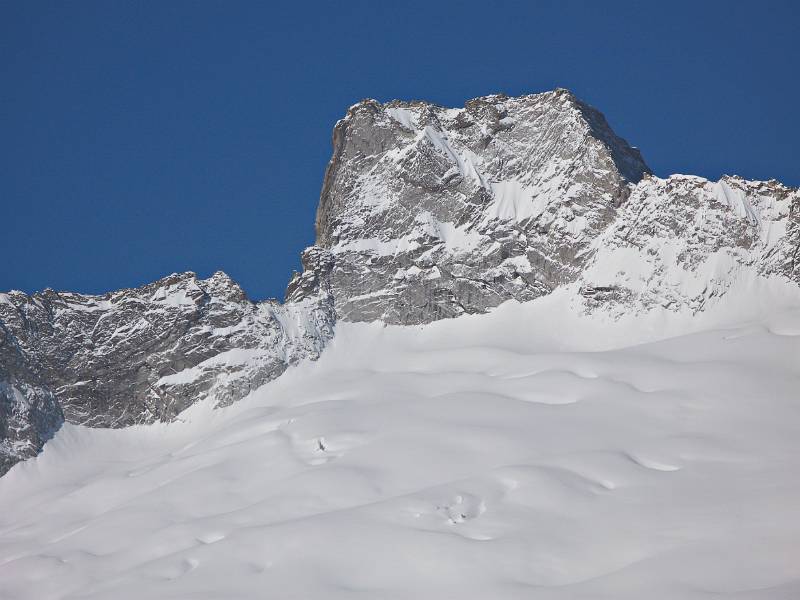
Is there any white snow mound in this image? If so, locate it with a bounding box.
[1,282,800,600]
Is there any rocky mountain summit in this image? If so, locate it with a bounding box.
[2,89,798,473]
[295,89,798,323]
[302,89,650,323]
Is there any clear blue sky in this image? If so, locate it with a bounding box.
[2,1,798,300]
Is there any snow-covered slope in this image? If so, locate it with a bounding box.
[2,288,800,599]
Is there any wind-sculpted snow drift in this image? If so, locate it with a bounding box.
[1,88,798,479]
[1,293,800,599]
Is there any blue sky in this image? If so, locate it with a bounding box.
[2,0,798,300]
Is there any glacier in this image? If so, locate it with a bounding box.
[1,285,800,599]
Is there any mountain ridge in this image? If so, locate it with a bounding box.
[1,88,798,474]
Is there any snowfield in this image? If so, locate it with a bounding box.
[2,282,800,599]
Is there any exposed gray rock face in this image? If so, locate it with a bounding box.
[1,88,798,474]
[298,90,798,323]
[0,272,334,473]
[0,337,63,475]
[306,89,651,323]
[579,174,800,314]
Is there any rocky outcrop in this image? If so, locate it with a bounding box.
[579,174,799,313]
[2,88,798,474]
[302,90,649,324]
[308,90,651,323]
[0,334,63,475]
[297,90,798,324]
[0,271,334,472]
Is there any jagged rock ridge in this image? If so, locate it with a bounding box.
[2,89,798,474]
[0,272,334,473]
[296,89,798,323]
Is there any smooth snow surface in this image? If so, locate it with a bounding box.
[2,285,800,599]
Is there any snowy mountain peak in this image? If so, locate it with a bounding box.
[295,91,799,325]
[1,89,798,474]
[317,90,650,249]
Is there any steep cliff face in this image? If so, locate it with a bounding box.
[1,89,798,474]
[0,272,335,472]
[0,339,62,475]
[300,91,798,323]
[306,89,651,323]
